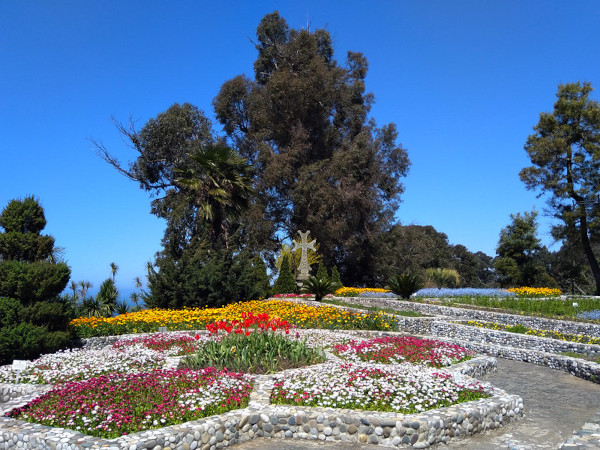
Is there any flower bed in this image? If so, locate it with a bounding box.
[413,288,515,298]
[271,361,489,414]
[6,367,253,439]
[332,335,474,367]
[0,332,208,385]
[335,287,391,297]
[507,287,562,297]
[70,300,397,338]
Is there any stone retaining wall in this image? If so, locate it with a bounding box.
[337,296,600,336]
[0,356,522,449]
[430,321,600,358]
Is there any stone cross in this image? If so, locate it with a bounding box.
[292,230,316,281]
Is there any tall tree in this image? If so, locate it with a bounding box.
[214,12,410,283]
[95,104,264,307]
[0,197,71,364]
[520,82,600,293]
[493,211,555,287]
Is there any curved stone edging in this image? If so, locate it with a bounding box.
[0,342,522,449]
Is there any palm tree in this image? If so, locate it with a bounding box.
[110,262,119,282]
[79,280,92,298]
[81,297,110,318]
[175,144,253,248]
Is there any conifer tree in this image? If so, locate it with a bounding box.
[272,255,297,294]
[0,197,71,364]
[316,263,329,280]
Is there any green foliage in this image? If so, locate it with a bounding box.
[0,297,21,328]
[272,255,297,295]
[315,262,328,280]
[300,275,340,302]
[145,245,270,309]
[0,232,55,262]
[96,278,119,316]
[0,197,72,364]
[449,296,600,319]
[520,82,600,294]
[386,274,423,299]
[331,266,341,285]
[425,268,460,288]
[0,322,70,366]
[493,211,554,287]
[180,332,326,374]
[214,12,410,284]
[0,196,47,234]
[0,260,70,304]
[375,224,495,288]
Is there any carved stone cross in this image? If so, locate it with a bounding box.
[292,230,316,281]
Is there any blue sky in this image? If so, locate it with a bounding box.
[1,1,599,295]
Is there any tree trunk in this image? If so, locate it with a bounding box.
[579,213,600,295]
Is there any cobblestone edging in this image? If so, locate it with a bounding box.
[335,296,600,336]
[561,410,600,449]
[430,321,600,359]
[0,350,522,448]
[325,296,600,448]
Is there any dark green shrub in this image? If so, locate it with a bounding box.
[272,255,297,294]
[21,301,72,331]
[331,266,341,285]
[316,263,328,280]
[0,322,69,365]
[0,260,70,304]
[0,197,73,363]
[0,297,22,328]
[387,274,423,299]
[301,275,340,302]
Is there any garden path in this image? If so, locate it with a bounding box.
[231,358,600,449]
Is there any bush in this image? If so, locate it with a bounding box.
[272,255,297,294]
[386,274,423,299]
[426,268,460,288]
[301,275,340,302]
[0,322,70,365]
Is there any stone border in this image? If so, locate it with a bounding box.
[325,296,600,448]
[0,333,522,449]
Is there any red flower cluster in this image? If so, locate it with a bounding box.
[204,312,291,335]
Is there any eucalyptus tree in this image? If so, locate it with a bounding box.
[520,82,600,293]
[214,12,410,282]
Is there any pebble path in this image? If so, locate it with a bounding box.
[231,358,600,449]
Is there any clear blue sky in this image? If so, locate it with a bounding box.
[2,1,599,296]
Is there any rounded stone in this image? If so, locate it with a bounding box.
[347,425,358,434]
[323,427,332,436]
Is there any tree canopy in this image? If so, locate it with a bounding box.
[520,82,600,293]
[214,11,410,282]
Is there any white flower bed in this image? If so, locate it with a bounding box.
[272,361,493,413]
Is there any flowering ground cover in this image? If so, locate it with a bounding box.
[6,368,253,439]
[332,336,474,368]
[2,324,493,439]
[271,361,490,414]
[459,320,600,345]
[334,287,391,297]
[0,332,209,384]
[507,287,562,298]
[413,288,515,298]
[70,300,397,337]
